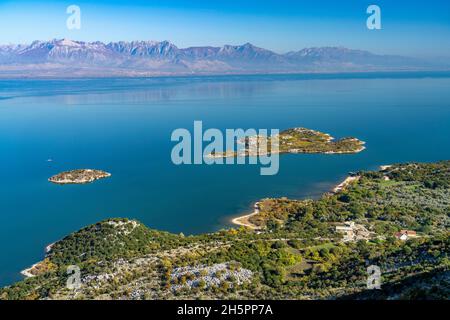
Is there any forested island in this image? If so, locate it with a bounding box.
[208,127,365,158]
[1,161,448,300]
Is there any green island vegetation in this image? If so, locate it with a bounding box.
[1,161,448,300]
[209,127,365,158]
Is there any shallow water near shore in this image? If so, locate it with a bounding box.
[1,72,450,286]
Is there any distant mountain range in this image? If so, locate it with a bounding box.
[0,39,446,77]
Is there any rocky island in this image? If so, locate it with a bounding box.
[208,127,365,158]
[48,169,111,185]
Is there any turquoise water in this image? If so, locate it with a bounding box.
[1,72,450,286]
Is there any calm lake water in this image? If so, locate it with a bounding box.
[1,72,450,286]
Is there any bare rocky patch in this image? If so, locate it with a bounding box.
[49,169,111,185]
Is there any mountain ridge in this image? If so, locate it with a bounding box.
[0,39,445,77]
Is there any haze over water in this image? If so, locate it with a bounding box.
[1,72,450,286]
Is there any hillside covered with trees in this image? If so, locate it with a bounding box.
[1,161,448,300]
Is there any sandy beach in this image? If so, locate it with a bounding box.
[231,173,361,229]
[332,176,360,193]
[231,202,262,230]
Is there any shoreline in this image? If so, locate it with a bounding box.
[230,202,262,230]
[21,165,374,279]
[230,173,362,229]
[209,142,366,159]
[2,70,449,81]
[20,242,55,279]
[22,171,364,278]
[332,175,360,194]
[20,262,41,278]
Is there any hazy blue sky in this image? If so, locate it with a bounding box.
[1,0,450,57]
